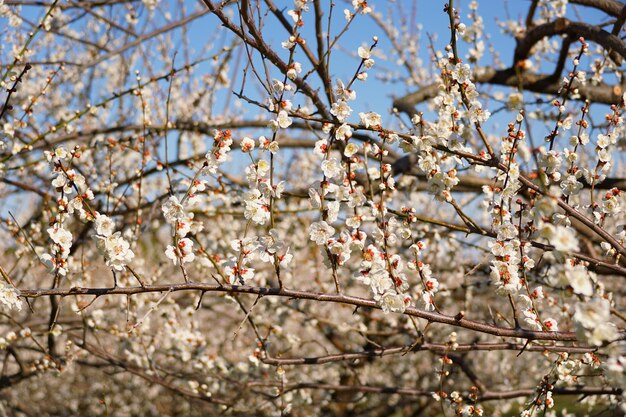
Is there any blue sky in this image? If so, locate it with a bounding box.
[13,0,614,123]
[10,0,620,170]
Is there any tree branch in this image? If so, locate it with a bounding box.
[19,282,624,342]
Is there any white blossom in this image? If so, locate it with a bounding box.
[330,100,352,122]
[358,111,381,128]
[0,283,22,311]
[96,232,134,271]
[335,123,353,140]
[95,214,115,237]
[309,221,335,245]
[321,158,342,179]
[378,293,409,314]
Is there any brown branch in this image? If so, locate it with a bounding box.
[4,0,138,8]
[480,386,622,401]
[76,340,231,406]
[81,9,210,68]
[262,0,333,105]
[18,282,621,342]
[392,157,626,191]
[570,0,625,17]
[449,353,487,393]
[611,3,626,35]
[0,369,39,391]
[278,382,622,401]
[525,0,540,28]
[515,18,625,65]
[0,177,52,199]
[202,0,332,119]
[515,172,626,259]
[262,342,598,366]
[393,66,623,116]
[0,64,32,121]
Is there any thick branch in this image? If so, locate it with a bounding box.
[570,0,625,17]
[515,18,626,65]
[393,67,623,116]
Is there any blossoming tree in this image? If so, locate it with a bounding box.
[0,0,625,415]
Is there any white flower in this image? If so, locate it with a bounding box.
[314,139,328,156]
[162,196,186,224]
[335,123,353,140]
[203,153,219,175]
[358,46,371,59]
[573,297,618,346]
[276,110,292,129]
[347,190,366,208]
[451,63,472,84]
[244,189,270,225]
[294,0,309,11]
[346,215,361,228]
[165,238,195,265]
[51,173,67,189]
[597,134,611,148]
[286,62,301,80]
[95,214,115,237]
[466,101,490,123]
[39,253,56,274]
[543,318,558,331]
[574,297,610,329]
[51,147,68,161]
[321,158,342,179]
[367,268,392,294]
[309,221,335,245]
[326,200,340,223]
[48,226,73,251]
[560,115,573,130]
[281,36,296,49]
[330,100,352,122]
[560,174,583,195]
[507,92,524,109]
[309,188,322,208]
[597,148,612,163]
[490,261,522,294]
[175,219,191,238]
[344,142,359,158]
[3,123,15,138]
[142,0,158,10]
[585,323,619,346]
[240,137,255,152]
[539,150,561,174]
[278,248,293,268]
[223,257,255,285]
[603,195,621,215]
[258,229,284,260]
[335,80,356,101]
[256,159,270,177]
[352,0,372,14]
[359,111,381,128]
[603,356,626,391]
[0,282,22,311]
[96,232,134,271]
[496,222,518,240]
[551,226,579,253]
[268,141,280,154]
[567,263,594,296]
[378,293,408,314]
